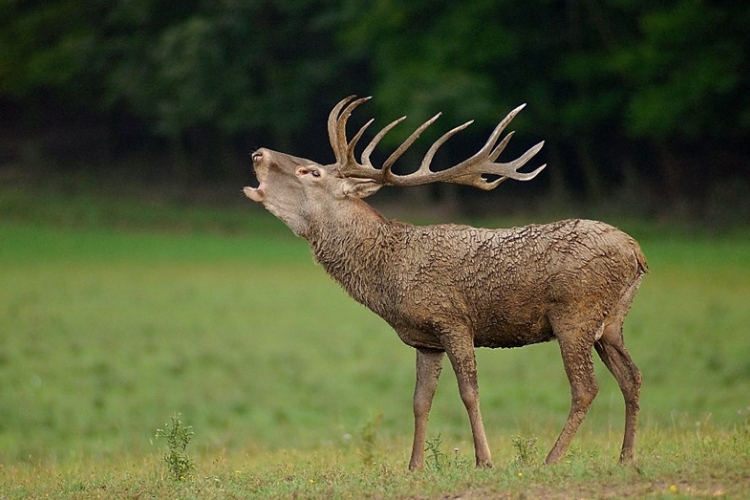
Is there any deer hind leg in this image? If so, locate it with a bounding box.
[595,320,642,463]
[409,348,445,471]
[441,331,493,468]
[545,326,600,464]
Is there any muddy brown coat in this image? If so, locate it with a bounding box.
[244,97,647,469]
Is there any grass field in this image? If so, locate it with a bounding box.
[1,188,749,498]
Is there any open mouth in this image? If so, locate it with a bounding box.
[244,150,267,202]
[243,184,265,202]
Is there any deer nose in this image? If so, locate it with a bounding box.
[252,151,263,163]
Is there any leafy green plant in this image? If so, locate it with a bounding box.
[425,433,447,471]
[155,413,195,481]
[512,434,539,465]
[424,434,471,472]
[359,412,383,467]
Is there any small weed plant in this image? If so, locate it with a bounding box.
[359,412,383,467]
[425,433,447,471]
[155,413,195,481]
[424,433,466,471]
[511,434,539,465]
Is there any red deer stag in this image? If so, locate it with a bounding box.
[244,96,647,469]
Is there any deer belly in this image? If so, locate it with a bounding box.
[473,316,554,348]
[393,326,444,350]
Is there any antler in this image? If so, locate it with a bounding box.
[327,95,546,190]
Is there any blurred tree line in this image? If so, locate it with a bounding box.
[1,0,748,218]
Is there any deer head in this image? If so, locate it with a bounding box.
[244,95,546,236]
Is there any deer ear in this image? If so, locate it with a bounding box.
[339,177,383,199]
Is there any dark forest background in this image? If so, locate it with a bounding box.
[1,0,748,224]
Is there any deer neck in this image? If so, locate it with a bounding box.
[305,199,398,308]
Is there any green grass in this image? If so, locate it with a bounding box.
[3,426,749,498]
[1,190,750,498]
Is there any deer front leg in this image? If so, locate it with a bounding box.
[408,348,445,470]
[442,332,493,468]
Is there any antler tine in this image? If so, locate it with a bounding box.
[328,95,356,163]
[498,142,546,180]
[457,103,525,166]
[347,118,375,162]
[482,104,526,155]
[479,162,548,190]
[327,95,371,164]
[461,140,546,190]
[382,113,441,172]
[335,96,372,162]
[361,116,407,167]
[505,141,546,172]
[417,120,474,175]
[489,132,514,162]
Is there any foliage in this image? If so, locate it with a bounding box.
[0,0,108,103]
[155,413,196,481]
[1,0,749,209]
[424,433,468,471]
[611,0,748,140]
[358,412,383,467]
[511,434,539,465]
[103,0,344,145]
[424,433,446,471]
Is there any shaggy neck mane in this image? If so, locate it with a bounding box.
[305,199,398,309]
